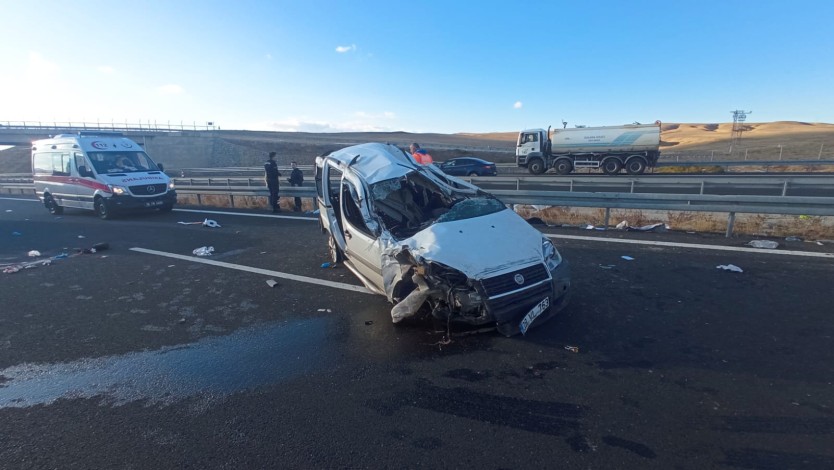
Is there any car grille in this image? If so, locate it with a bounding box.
[480,263,549,297]
[129,184,168,196]
[478,263,552,323]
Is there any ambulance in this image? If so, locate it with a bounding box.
[31,132,176,219]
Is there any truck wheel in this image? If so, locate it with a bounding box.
[44,194,63,215]
[528,159,546,175]
[94,197,112,220]
[625,157,648,175]
[601,158,623,175]
[554,158,573,175]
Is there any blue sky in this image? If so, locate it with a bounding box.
[1,0,832,133]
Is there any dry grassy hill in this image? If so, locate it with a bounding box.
[1,121,833,172]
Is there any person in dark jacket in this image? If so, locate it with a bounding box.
[264,151,282,212]
[287,161,304,212]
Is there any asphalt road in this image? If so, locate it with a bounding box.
[1,196,833,469]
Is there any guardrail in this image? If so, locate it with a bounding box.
[0,120,217,132]
[3,175,833,237]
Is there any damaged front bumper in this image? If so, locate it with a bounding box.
[384,252,571,336]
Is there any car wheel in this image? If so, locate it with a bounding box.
[328,235,344,264]
[44,194,63,215]
[468,172,479,177]
[528,158,545,175]
[94,197,112,220]
[625,156,648,175]
[554,158,573,175]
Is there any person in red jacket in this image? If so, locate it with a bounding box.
[409,143,434,165]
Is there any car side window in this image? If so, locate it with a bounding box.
[341,180,372,236]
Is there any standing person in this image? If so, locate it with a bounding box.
[409,143,434,165]
[264,151,282,213]
[287,161,304,212]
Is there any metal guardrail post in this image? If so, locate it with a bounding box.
[782,181,788,197]
[726,212,736,238]
[604,208,610,228]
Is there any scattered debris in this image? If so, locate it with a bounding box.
[78,235,86,239]
[11,231,21,236]
[202,218,221,228]
[785,236,802,242]
[818,241,825,246]
[747,240,779,249]
[27,250,41,257]
[564,345,580,353]
[92,242,109,252]
[621,256,635,261]
[177,221,203,225]
[615,221,629,230]
[599,264,616,269]
[585,224,606,230]
[266,279,278,288]
[192,246,215,256]
[320,262,332,268]
[365,320,374,326]
[178,318,186,324]
[4,210,11,212]
[616,221,669,232]
[316,308,333,313]
[717,264,743,273]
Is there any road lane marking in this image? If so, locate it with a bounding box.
[174,208,318,221]
[545,234,834,259]
[129,247,375,294]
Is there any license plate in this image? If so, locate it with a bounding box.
[145,201,163,207]
[519,297,550,335]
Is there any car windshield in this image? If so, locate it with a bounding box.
[88,151,159,174]
[369,172,504,238]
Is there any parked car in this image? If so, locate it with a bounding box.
[315,143,570,336]
[438,157,498,177]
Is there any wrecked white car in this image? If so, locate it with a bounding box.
[315,143,570,336]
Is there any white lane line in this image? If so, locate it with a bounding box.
[0,197,38,202]
[129,247,375,294]
[545,233,834,259]
[173,208,317,221]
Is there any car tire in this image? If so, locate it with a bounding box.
[601,158,622,175]
[328,234,344,264]
[44,194,63,215]
[625,156,648,175]
[468,172,478,177]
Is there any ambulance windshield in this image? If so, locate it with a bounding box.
[88,151,160,174]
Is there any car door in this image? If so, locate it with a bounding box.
[443,160,461,176]
[72,151,96,210]
[318,159,348,255]
[340,177,384,291]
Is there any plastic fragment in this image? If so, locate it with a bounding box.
[717,264,743,273]
[92,243,109,251]
[202,218,221,228]
[266,279,278,288]
[321,262,331,268]
[27,250,41,257]
[621,256,634,261]
[599,264,615,269]
[564,345,580,353]
[785,236,802,242]
[178,221,203,225]
[192,246,214,256]
[11,231,21,236]
[78,235,86,239]
[747,240,779,249]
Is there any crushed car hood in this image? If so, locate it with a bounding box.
[399,209,543,279]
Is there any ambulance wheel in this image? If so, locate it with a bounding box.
[95,197,112,220]
[44,194,63,215]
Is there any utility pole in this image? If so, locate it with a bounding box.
[729,110,751,154]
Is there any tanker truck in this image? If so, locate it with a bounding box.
[516,122,661,175]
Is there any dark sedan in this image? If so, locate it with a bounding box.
[438,157,498,177]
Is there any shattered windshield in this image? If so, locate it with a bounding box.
[435,197,505,223]
[369,173,505,238]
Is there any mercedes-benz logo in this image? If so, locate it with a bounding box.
[514,274,525,285]
[146,185,156,194]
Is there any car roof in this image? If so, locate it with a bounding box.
[326,142,420,184]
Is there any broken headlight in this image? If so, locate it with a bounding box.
[542,238,562,271]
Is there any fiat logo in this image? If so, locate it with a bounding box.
[514,274,525,285]
[146,185,156,194]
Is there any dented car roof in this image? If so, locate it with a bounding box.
[325,143,418,185]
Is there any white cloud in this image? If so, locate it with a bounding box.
[97,65,115,74]
[255,117,394,133]
[157,84,184,95]
[513,101,523,109]
[335,44,357,53]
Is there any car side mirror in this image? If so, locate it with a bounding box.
[157,163,165,171]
